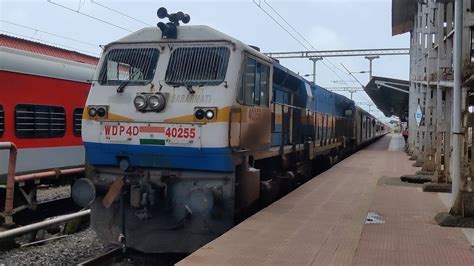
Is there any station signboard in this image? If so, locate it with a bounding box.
[415,104,423,127]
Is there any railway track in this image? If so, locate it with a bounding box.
[78,247,188,266]
[12,197,82,225]
[0,195,88,251]
[0,209,90,237]
[78,247,123,266]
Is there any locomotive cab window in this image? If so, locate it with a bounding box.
[15,104,66,138]
[165,46,230,86]
[238,56,270,107]
[99,48,159,85]
[0,105,4,137]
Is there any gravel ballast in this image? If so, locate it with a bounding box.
[0,228,116,265]
[37,185,71,203]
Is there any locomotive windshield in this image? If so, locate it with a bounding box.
[165,46,230,86]
[98,48,159,85]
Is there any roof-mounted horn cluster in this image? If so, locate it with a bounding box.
[156,7,190,39]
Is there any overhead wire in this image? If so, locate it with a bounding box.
[261,0,352,83]
[90,0,153,27]
[253,1,352,83]
[47,0,133,32]
[265,2,378,109]
[42,0,378,112]
[252,1,311,51]
[340,63,365,88]
[253,1,349,85]
[77,0,86,11]
[262,0,314,49]
[0,29,99,56]
[0,19,99,47]
[337,68,373,104]
[253,0,380,114]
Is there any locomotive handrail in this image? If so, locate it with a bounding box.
[0,141,17,225]
[273,102,353,120]
[272,101,308,111]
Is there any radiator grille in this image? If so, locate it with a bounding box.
[73,108,83,137]
[165,46,230,86]
[15,104,66,138]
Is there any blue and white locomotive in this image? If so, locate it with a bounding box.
[78,8,386,253]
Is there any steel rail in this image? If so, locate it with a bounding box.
[78,247,123,266]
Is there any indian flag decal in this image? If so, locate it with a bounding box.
[139,126,166,145]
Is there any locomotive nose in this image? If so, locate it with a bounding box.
[72,178,96,207]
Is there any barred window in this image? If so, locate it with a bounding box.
[99,48,159,85]
[73,108,83,137]
[0,105,4,137]
[15,104,66,138]
[165,46,230,86]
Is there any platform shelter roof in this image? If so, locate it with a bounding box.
[365,76,409,121]
[392,0,418,36]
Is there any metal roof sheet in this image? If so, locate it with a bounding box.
[365,76,410,121]
[0,34,99,65]
[392,0,417,36]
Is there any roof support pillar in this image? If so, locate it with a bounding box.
[450,0,463,211]
[365,55,380,80]
[309,57,323,83]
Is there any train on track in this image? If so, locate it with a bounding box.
[0,34,97,224]
[78,8,388,253]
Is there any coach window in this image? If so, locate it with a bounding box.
[15,104,66,138]
[0,105,4,137]
[239,56,270,107]
[73,108,83,137]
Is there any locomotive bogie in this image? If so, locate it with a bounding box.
[88,167,235,253]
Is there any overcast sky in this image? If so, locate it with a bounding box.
[0,0,410,118]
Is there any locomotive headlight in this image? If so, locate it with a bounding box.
[195,109,205,120]
[97,107,107,117]
[205,110,215,120]
[134,95,147,111]
[88,107,97,117]
[148,94,166,111]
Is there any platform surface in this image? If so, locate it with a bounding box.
[178,134,474,265]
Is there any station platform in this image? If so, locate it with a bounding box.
[179,134,474,265]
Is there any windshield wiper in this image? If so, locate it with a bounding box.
[117,80,131,93]
[184,83,195,94]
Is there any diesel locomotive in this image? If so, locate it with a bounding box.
[77,8,387,253]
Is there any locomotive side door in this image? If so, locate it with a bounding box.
[229,107,241,148]
[236,55,272,150]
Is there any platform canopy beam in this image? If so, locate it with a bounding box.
[263,48,410,59]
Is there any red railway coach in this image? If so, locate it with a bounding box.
[0,34,98,222]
